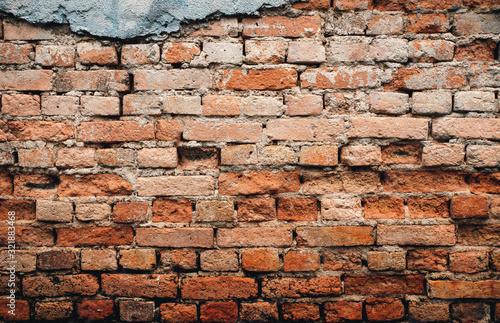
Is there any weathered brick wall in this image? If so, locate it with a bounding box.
[0,0,499,321]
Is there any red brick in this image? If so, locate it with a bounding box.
[382,144,421,165]
[452,303,490,323]
[178,147,218,170]
[112,202,148,223]
[5,121,73,142]
[152,199,192,223]
[35,45,75,66]
[96,149,134,167]
[200,302,237,323]
[58,174,132,197]
[408,13,450,33]
[23,274,98,297]
[13,174,58,198]
[455,39,496,62]
[297,226,374,247]
[190,18,239,37]
[136,228,213,248]
[244,40,286,65]
[262,277,341,298]
[240,303,278,322]
[182,276,257,300]
[135,69,211,90]
[449,251,489,274]
[383,171,467,192]
[0,226,53,247]
[81,249,117,271]
[366,298,405,321]
[56,227,133,246]
[119,300,154,322]
[0,200,35,221]
[34,301,73,321]
[293,0,331,9]
[323,250,362,271]
[451,196,489,219]
[469,173,500,194]
[41,95,79,116]
[55,70,129,91]
[217,227,292,247]
[242,16,321,37]
[284,250,320,272]
[160,303,197,323]
[367,14,404,35]
[38,250,75,270]
[0,70,52,91]
[302,67,380,89]
[184,121,261,143]
[409,302,450,322]
[277,198,318,221]
[219,171,300,195]
[411,39,455,63]
[4,20,54,40]
[56,148,95,168]
[0,299,29,321]
[368,251,406,271]
[428,280,500,299]
[200,250,238,272]
[324,301,362,323]
[77,42,118,65]
[302,171,381,194]
[0,173,13,196]
[282,303,320,322]
[162,42,200,63]
[386,67,466,90]
[335,0,372,9]
[300,145,338,166]
[0,43,32,64]
[163,249,198,271]
[458,225,500,246]
[492,250,500,271]
[216,68,297,90]
[364,196,405,219]
[345,275,425,295]
[77,121,154,143]
[408,197,449,219]
[157,119,183,141]
[408,249,449,271]
[242,248,279,272]
[121,44,160,65]
[18,148,54,168]
[463,0,500,8]
[237,198,276,222]
[102,274,177,298]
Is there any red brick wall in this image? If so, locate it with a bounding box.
[0,0,499,321]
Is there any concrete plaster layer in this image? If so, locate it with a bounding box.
[0,0,295,39]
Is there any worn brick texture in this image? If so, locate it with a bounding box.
[0,1,499,322]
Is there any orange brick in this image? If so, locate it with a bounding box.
[450,196,489,219]
[458,225,500,246]
[297,226,374,247]
[345,275,425,295]
[0,199,35,221]
[160,303,197,323]
[102,274,177,298]
[324,301,362,323]
[408,249,448,271]
[285,94,323,116]
[81,249,117,271]
[300,145,338,166]
[363,196,405,219]
[378,225,456,246]
[217,227,292,247]
[77,121,155,143]
[219,171,300,195]
[1,94,40,116]
[138,148,178,168]
[34,301,73,320]
[267,119,344,142]
[237,198,276,222]
[13,174,55,198]
[200,302,237,323]
[469,173,500,194]
[419,0,461,9]
[428,280,500,299]
[0,43,32,64]
[56,227,133,246]
[152,199,192,223]
[215,68,297,90]
[366,298,405,321]
[119,248,156,270]
[113,202,148,223]
[243,16,321,37]
[23,274,99,297]
[240,303,278,322]
[335,0,373,10]
[35,45,75,66]
[0,300,30,321]
[386,67,466,90]
[3,20,54,40]
[455,39,496,62]
[221,145,258,165]
[302,171,380,194]
[262,277,341,298]
[156,119,183,141]
[56,148,96,168]
[181,276,258,300]
[77,42,118,65]
[242,248,279,272]
[382,143,421,165]
[58,174,133,197]
[409,302,450,322]
[77,300,114,321]
[136,228,213,248]
[382,171,467,192]
[0,226,53,247]
[162,42,200,63]
[367,251,406,271]
[408,14,450,33]
[277,198,318,221]
[284,250,320,272]
[282,303,320,322]
[449,250,489,273]
[408,197,449,219]
[293,0,331,9]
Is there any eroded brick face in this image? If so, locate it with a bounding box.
[3,2,500,321]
